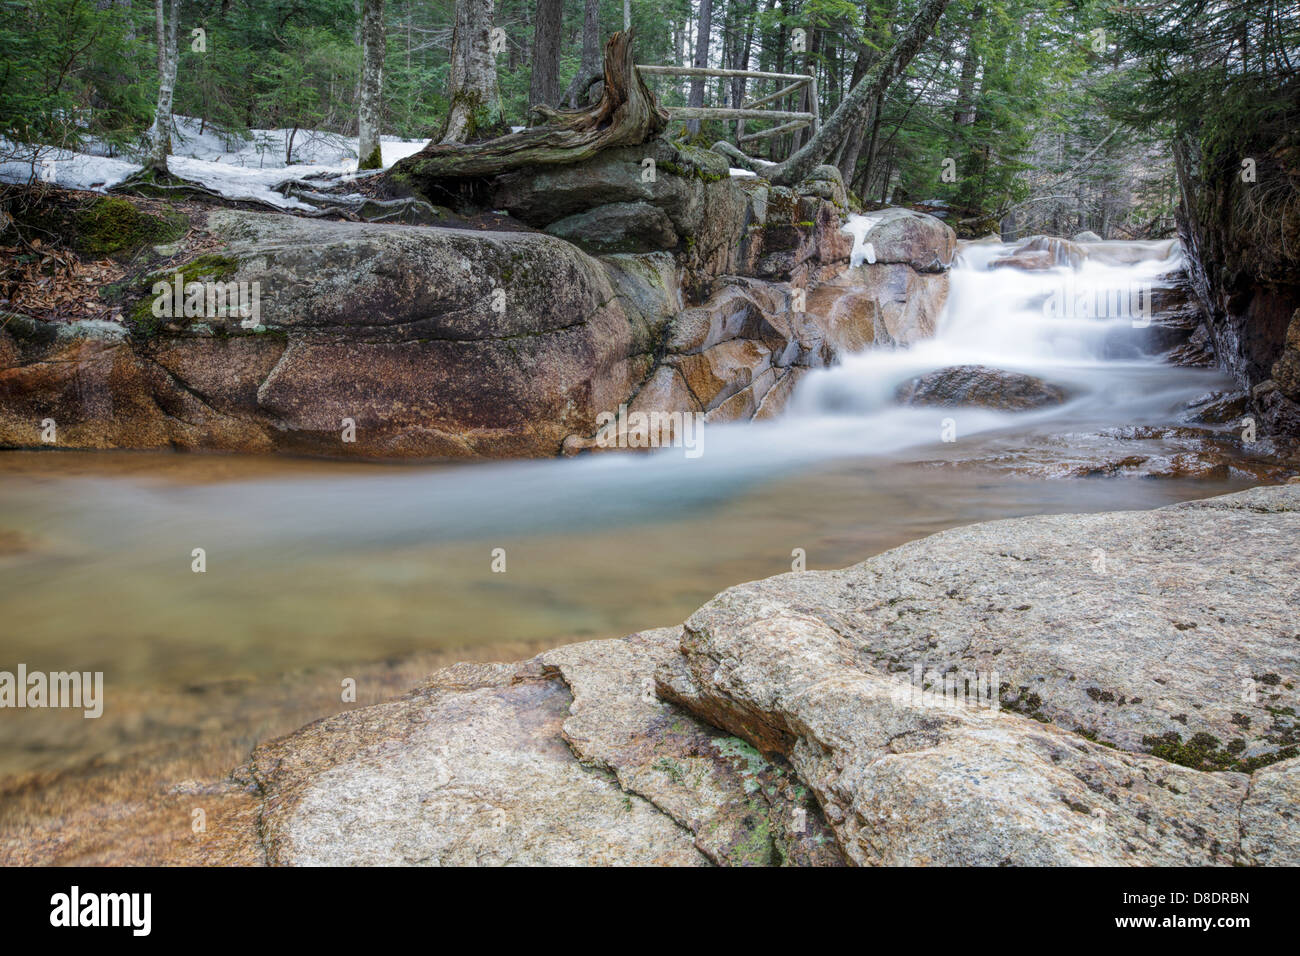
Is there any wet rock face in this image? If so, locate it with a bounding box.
[1146,269,1215,365]
[896,365,1068,410]
[1177,142,1300,439]
[1184,390,1250,425]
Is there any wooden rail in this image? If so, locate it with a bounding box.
[635,65,819,147]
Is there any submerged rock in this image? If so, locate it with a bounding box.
[896,365,1067,410]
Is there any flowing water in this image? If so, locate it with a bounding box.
[0,236,1265,779]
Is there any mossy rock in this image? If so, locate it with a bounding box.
[74,196,187,257]
[127,253,241,337]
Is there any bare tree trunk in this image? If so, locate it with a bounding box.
[117,0,135,42]
[357,0,386,169]
[562,0,602,107]
[530,0,564,109]
[686,0,715,135]
[768,0,951,186]
[730,1,756,108]
[147,0,180,173]
[440,0,503,144]
[952,5,982,127]
[857,91,884,194]
[835,8,877,183]
[624,0,631,31]
[791,25,819,152]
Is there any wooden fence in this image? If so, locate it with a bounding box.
[635,65,818,148]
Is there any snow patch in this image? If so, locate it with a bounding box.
[842,213,883,268]
[0,116,428,210]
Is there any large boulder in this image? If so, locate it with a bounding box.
[804,262,949,350]
[544,201,678,254]
[843,207,956,274]
[1,212,662,458]
[492,139,752,284]
[655,485,1300,865]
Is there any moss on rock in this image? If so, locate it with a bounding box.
[75,196,187,256]
[127,253,241,336]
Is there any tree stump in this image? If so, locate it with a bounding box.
[387,31,668,189]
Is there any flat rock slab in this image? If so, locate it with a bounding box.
[243,662,708,866]
[656,486,1300,865]
[242,642,843,866]
[238,487,1299,866]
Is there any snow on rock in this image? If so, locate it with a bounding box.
[841,213,883,267]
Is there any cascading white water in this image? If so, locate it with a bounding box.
[776,222,1226,456]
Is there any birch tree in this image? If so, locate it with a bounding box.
[439,0,503,144]
[147,0,180,173]
[357,0,386,169]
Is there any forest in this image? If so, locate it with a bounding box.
[2,0,1295,239]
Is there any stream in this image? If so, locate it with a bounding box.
[0,238,1266,778]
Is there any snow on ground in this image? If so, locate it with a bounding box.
[729,167,757,178]
[0,116,428,211]
[0,148,138,192]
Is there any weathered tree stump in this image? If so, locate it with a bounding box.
[388,31,667,189]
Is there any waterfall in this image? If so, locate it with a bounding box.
[779,230,1220,454]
